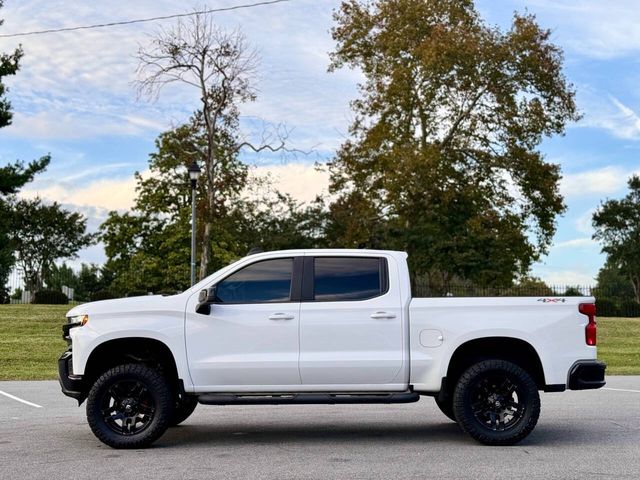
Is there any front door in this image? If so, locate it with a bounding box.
[298,255,405,387]
[185,257,301,390]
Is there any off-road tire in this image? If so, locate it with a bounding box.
[452,359,540,446]
[86,363,174,449]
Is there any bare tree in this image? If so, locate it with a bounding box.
[136,11,289,278]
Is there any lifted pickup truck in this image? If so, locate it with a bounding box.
[59,249,605,448]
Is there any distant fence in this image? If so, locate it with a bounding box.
[3,267,639,317]
[411,281,640,317]
[2,268,182,306]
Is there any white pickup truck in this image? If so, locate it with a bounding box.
[59,249,605,448]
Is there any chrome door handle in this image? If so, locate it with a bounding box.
[268,313,295,320]
[370,311,396,319]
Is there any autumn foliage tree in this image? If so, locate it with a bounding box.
[327,0,579,289]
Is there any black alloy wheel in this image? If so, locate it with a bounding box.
[100,379,156,435]
[86,363,173,449]
[453,359,540,445]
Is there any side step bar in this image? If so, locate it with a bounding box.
[198,391,420,406]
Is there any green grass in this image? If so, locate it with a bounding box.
[598,317,640,375]
[0,305,69,380]
[0,306,638,380]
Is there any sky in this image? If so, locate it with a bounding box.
[1,0,639,286]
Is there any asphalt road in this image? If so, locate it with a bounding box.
[0,377,639,480]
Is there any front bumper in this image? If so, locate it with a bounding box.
[58,350,86,404]
[568,360,606,390]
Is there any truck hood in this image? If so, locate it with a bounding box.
[66,295,183,318]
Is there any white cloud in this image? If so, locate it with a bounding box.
[575,209,596,236]
[552,238,597,250]
[537,269,597,286]
[18,161,330,212]
[0,0,351,146]
[517,0,640,59]
[253,162,330,204]
[579,95,640,141]
[19,175,138,211]
[5,110,163,140]
[560,166,634,198]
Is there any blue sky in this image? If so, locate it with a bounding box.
[1,0,639,285]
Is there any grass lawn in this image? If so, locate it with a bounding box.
[0,304,69,380]
[598,316,640,375]
[0,305,638,380]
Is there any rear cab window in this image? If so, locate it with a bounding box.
[311,256,388,301]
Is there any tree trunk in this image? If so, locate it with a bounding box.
[198,161,217,279]
[199,221,212,281]
[631,275,640,304]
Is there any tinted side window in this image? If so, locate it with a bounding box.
[216,258,293,303]
[313,257,383,301]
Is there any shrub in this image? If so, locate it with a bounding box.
[126,290,149,297]
[619,300,640,318]
[563,286,584,296]
[90,290,116,302]
[596,298,619,317]
[32,289,69,305]
[157,290,179,296]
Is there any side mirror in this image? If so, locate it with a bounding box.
[196,285,217,315]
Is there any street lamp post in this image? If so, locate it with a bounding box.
[188,161,202,286]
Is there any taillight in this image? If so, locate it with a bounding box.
[579,303,597,346]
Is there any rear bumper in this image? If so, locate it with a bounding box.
[58,350,86,404]
[568,360,606,390]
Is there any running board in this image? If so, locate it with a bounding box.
[197,391,420,406]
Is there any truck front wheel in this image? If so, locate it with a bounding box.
[452,359,540,446]
[86,363,174,449]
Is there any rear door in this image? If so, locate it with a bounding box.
[298,255,405,387]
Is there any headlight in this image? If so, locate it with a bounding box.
[67,314,89,326]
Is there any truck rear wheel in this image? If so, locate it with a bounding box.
[86,363,174,449]
[452,359,540,446]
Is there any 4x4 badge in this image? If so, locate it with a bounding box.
[537,298,566,303]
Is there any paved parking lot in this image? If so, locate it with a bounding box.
[0,377,639,480]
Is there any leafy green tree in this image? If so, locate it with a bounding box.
[43,262,78,292]
[593,175,640,303]
[100,123,247,294]
[0,2,50,301]
[10,198,95,293]
[43,263,109,301]
[593,260,636,302]
[512,276,554,296]
[100,124,316,294]
[327,0,578,289]
[236,192,329,252]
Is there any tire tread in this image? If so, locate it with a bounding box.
[86,363,173,449]
[452,359,540,446]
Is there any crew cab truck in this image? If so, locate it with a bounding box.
[59,249,606,448]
